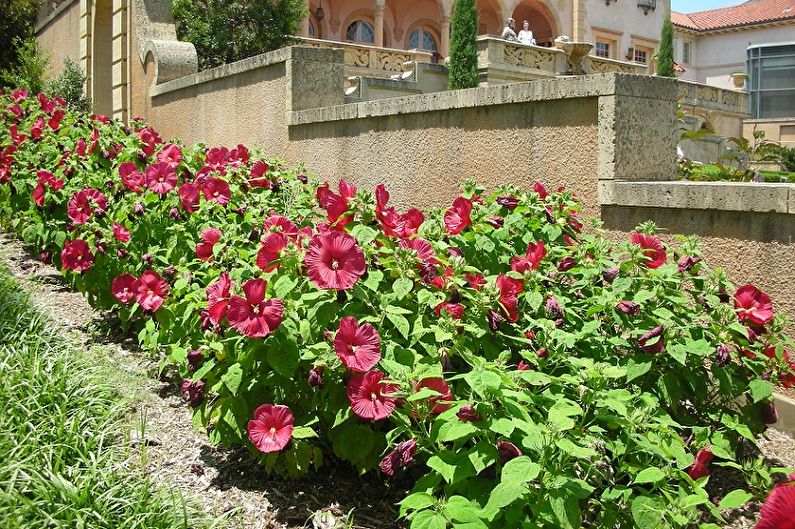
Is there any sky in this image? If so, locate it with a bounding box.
[671,0,745,13]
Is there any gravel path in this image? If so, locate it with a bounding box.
[0,231,792,529]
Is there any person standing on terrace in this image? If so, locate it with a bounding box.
[517,20,536,45]
[501,18,517,42]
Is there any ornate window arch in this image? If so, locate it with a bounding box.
[408,27,439,52]
[346,19,375,44]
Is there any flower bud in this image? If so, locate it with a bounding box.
[761,401,778,425]
[602,267,620,284]
[169,208,181,220]
[180,379,205,408]
[537,347,549,359]
[307,365,325,388]
[487,309,504,332]
[39,251,51,264]
[496,195,519,210]
[558,257,576,272]
[440,349,453,372]
[456,404,482,422]
[545,296,563,320]
[95,242,107,255]
[497,440,521,465]
[142,253,154,265]
[116,247,128,259]
[639,325,665,353]
[298,174,308,184]
[715,344,731,367]
[163,265,176,279]
[187,349,204,371]
[677,255,701,273]
[133,202,145,215]
[616,300,640,317]
[487,216,504,228]
[517,360,530,371]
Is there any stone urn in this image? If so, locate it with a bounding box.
[555,37,593,75]
[730,72,748,89]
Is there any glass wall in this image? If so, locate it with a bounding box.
[748,43,795,119]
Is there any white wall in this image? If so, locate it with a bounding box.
[584,0,668,61]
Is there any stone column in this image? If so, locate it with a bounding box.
[572,0,586,41]
[440,16,450,58]
[301,0,310,36]
[374,2,385,47]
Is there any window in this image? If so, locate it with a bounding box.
[595,41,611,59]
[408,28,438,52]
[682,41,692,64]
[346,20,375,43]
[748,43,795,119]
[633,48,648,64]
[308,19,316,37]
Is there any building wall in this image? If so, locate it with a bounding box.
[585,0,667,68]
[35,0,82,79]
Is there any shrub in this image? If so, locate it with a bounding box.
[171,0,307,71]
[656,17,675,77]
[0,38,49,95]
[45,57,90,112]
[1,90,794,529]
[0,0,41,85]
[448,0,479,90]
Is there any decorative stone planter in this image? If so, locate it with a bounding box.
[730,72,748,89]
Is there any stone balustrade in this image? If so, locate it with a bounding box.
[588,56,647,75]
[297,37,433,79]
[677,79,749,117]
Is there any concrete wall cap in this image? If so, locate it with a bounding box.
[144,39,198,86]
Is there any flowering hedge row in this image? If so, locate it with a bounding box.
[1,88,794,529]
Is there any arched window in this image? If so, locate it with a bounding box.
[408,28,438,52]
[308,19,316,37]
[346,20,375,43]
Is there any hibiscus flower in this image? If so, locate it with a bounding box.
[435,302,464,320]
[247,404,294,453]
[413,377,453,414]
[346,370,398,420]
[179,182,201,213]
[333,317,381,372]
[496,275,523,323]
[687,447,713,480]
[533,181,549,200]
[145,162,177,194]
[465,273,485,291]
[631,232,667,269]
[734,285,774,326]
[119,162,145,192]
[263,213,299,239]
[511,240,546,273]
[157,143,182,166]
[316,180,356,226]
[226,279,284,338]
[375,184,425,238]
[67,188,108,224]
[61,239,94,272]
[48,109,65,130]
[30,118,45,140]
[755,473,795,529]
[443,197,473,235]
[399,237,437,264]
[206,272,232,325]
[195,227,222,261]
[639,325,665,353]
[256,232,288,272]
[304,231,366,290]
[379,439,417,476]
[137,127,162,156]
[250,160,271,188]
[112,222,131,243]
[202,177,231,205]
[132,270,169,311]
[112,274,137,304]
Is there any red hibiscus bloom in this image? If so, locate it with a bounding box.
[145,162,177,194]
[379,439,417,476]
[346,370,398,420]
[444,197,473,235]
[111,274,137,304]
[465,273,485,291]
[414,377,453,414]
[435,302,464,319]
[734,285,774,326]
[631,232,667,269]
[137,127,162,156]
[247,404,294,453]
[30,118,45,139]
[334,317,381,372]
[10,124,26,145]
[533,181,549,200]
[428,266,453,290]
[132,270,169,311]
[399,237,437,264]
[755,473,795,529]
[48,109,65,130]
[687,447,713,480]
[206,272,232,325]
[204,147,230,173]
[256,232,288,272]
[304,231,366,290]
[61,239,94,272]
[112,222,131,243]
[202,177,231,205]
[179,182,201,213]
[157,143,182,166]
[511,240,546,273]
[639,325,665,353]
[67,188,108,224]
[229,144,249,167]
[33,170,64,206]
[496,275,523,323]
[195,227,222,261]
[119,162,145,192]
[226,279,284,338]
[11,88,27,102]
[316,180,356,226]
[263,213,299,240]
[375,184,425,238]
[249,160,271,188]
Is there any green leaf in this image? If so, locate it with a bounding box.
[400,492,436,512]
[411,511,447,529]
[267,340,300,378]
[427,454,458,484]
[547,400,583,431]
[439,421,479,442]
[387,312,411,339]
[633,467,666,485]
[668,344,687,365]
[526,291,544,312]
[444,496,486,526]
[271,275,297,298]
[465,369,503,397]
[626,357,653,383]
[483,482,527,511]
[550,492,581,529]
[221,363,243,396]
[363,269,384,291]
[631,496,664,529]
[556,438,598,459]
[291,426,317,439]
[748,379,773,403]
[718,489,752,510]
[489,418,515,437]
[393,277,414,299]
[501,456,540,484]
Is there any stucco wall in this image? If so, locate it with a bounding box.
[35,0,82,79]
[585,0,668,60]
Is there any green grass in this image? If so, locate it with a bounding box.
[0,266,220,529]
[686,163,795,183]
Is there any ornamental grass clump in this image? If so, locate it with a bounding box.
[1,88,794,529]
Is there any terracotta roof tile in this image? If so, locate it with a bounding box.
[672,0,795,31]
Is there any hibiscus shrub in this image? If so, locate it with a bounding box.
[1,88,794,529]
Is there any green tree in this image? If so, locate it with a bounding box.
[172,0,307,70]
[448,0,479,90]
[0,0,42,87]
[656,16,675,77]
[1,37,48,94]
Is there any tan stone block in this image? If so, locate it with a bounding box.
[774,393,795,437]
[112,62,126,87]
[112,12,126,37]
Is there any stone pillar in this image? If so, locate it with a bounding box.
[301,0,310,36]
[572,0,585,41]
[374,3,385,47]
[440,16,450,58]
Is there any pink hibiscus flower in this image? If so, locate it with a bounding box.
[347,370,398,420]
[119,162,145,192]
[112,222,131,243]
[111,274,137,304]
[206,272,232,325]
[304,231,366,290]
[631,232,667,269]
[61,240,94,272]
[195,227,222,261]
[202,177,231,205]
[247,404,294,453]
[316,180,356,226]
[687,447,713,480]
[734,285,774,326]
[333,317,381,372]
[67,188,108,225]
[256,232,288,272]
[145,162,177,194]
[443,197,473,235]
[132,270,169,311]
[413,377,453,414]
[511,240,546,273]
[375,184,425,238]
[226,279,284,338]
[496,275,523,323]
[179,182,201,213]
[755,473,795,529]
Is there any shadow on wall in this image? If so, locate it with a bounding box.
[602,206,795,245]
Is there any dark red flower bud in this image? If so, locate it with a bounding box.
[308,365,325,388]
[537,347,549,359]
[116,247,128,259]
[298,174,308,184]
[456,404,482,422]
[544,207,556,224]
[517,360,530,371]
[235,205,248,216]
[64,166,74,178]
[617,300,640,317]
[199,309,214,331]
[496,195,519,210]
[487,216,504,228]
[545,296,563,320]
[448,247,464,258]
[133,202,145,215]
[187,349,204,371]
[105,180,114,190]
[602,267,620,284]
[180,379,205,407]
[137,151,149,163]
[39,251,51,264]
[639,325,665,354]
[419,263,438,283]
[169,208,181,219]
[761,401,778,425]
[440,349,453,372]
[677,255,701,273]
[487,309,504,332]
[715,344,731,367]
[163,265,176,279]
[497,440,521,465]
[95,242,107,255]
[558,257,576,271]
[142,253,154,265]
[379,439,417,476]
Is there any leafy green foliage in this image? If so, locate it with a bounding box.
[0,0,41,85]
[45,57,90,112]
[1,38,49,94]
[656,17,675,77]
[448,0,479,90]
[171,0,307,70]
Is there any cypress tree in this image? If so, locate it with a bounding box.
[448,0,479,90]
[656,17,675,77]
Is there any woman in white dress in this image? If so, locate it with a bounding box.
[517,20,536,46]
